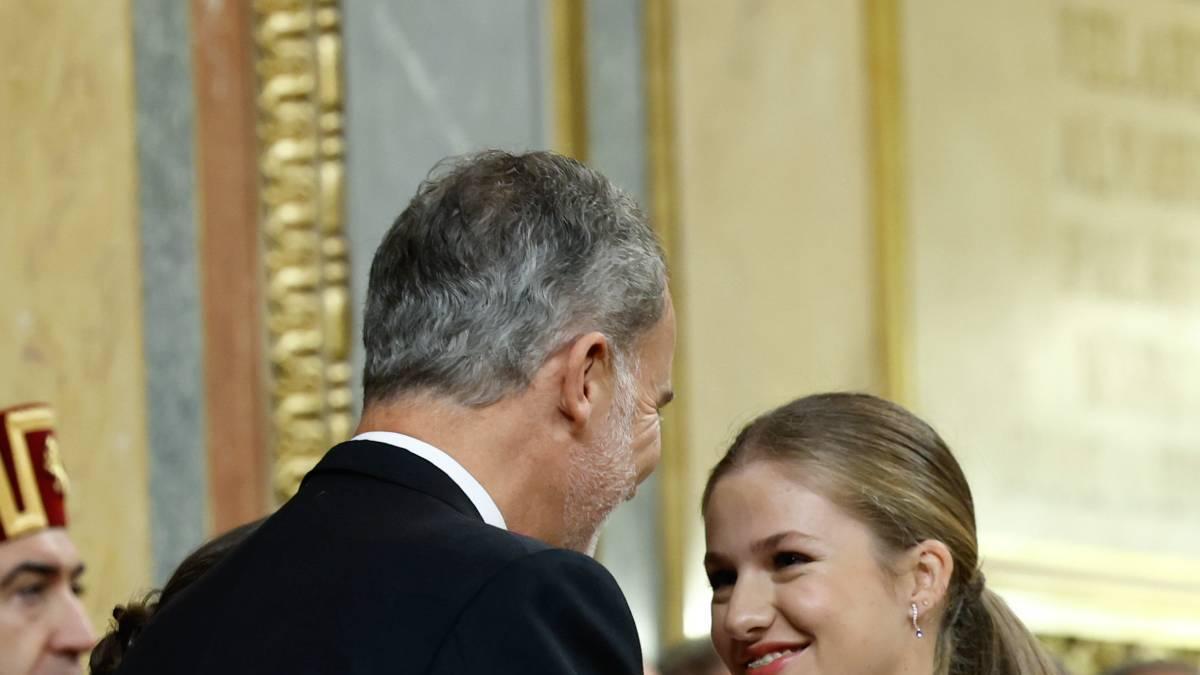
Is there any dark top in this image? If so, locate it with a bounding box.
[115,440,643,674]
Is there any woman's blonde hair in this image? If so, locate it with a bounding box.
[702,392,1059,675]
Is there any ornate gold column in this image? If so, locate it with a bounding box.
[253,0,353,503]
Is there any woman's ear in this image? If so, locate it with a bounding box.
[907,539,954,611]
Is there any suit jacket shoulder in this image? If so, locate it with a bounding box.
[114,440,642,675]
[429,547,643,675]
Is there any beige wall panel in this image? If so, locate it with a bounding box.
[0,1,150,629]
[903,0,1200,646]
[673,0,879,635]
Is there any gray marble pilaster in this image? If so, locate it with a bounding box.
[585,0,663,659]
[132,0,208,583]
[343,0,550,411]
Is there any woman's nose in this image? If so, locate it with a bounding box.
[723,575,775,641]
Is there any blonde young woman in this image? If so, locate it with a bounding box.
[701,393,1059,675]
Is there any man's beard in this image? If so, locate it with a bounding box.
[561,361,638,553]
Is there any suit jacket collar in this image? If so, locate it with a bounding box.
[303,440,483,522]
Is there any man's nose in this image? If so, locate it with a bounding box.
[50,593,96,657]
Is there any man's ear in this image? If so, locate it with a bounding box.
[907,539,954,612]
[558,331,613,432]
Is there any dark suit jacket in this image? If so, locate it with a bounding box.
[116,440,643,674]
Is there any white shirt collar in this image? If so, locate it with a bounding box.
[351,431,507,530]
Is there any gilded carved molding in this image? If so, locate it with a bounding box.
[1041,635,1200,675]
[253,0,353,503]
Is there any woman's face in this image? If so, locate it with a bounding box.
[704,461,916,675]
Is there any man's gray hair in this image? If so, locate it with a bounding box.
[362,150,668,407]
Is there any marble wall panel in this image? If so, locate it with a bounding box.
[584,0,662,657]
[0,0,151,629]
[343,0,550,410]
[672,0,880,636]
[133,0,208,584]
[903,0,1200,646]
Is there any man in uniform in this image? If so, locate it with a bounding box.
[0,402,95,675]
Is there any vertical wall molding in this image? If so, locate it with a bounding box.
[645,0,687,647]
[193,0,270,531]
[253,0,354,503]
[550,0,589,160]
[133,0,208,581]
[864,0,913,405]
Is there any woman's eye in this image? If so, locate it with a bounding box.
[706,569,736,590]
[71,583,85,597]
[773,551,812,569]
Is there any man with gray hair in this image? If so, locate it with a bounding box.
[115,150,676,674]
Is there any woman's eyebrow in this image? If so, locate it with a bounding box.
[750,530,817,555]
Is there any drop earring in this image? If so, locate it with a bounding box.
[910,602,924,639]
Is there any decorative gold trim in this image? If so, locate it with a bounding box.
[984,536,1200,651]
[550,0,588,161]
[645,0,687,647]
[864,0,913,405]
[254,0,353,503]
[1041,635,1200,675]
[0,406,53,539]
[42,436,68,497]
